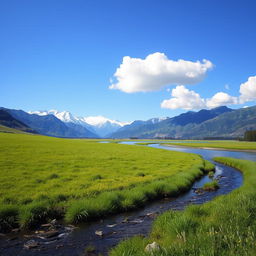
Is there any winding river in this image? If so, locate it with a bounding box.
[1,143,255,256]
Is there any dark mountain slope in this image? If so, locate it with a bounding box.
[183,106,256,139]
[110,106,233,139]
[170,106,233,126]
[2,108,98,138]
[0,109,36,133]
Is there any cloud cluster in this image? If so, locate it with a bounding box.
[161,85,205,110]
[109,52,213,93]
[161,76,256,110]
[239,76,256,103]
[206,92,238,109]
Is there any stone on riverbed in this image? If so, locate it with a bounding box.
[95,230,104,236]
[24,240,39,249]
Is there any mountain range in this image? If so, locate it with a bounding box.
[0,105,255,139]
[28,110,129,137]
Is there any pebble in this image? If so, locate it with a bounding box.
[24,240,39,249]
[95,230,104,236]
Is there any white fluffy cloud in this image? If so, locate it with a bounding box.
[161,76,256,110]
[161,85,206,110]
[161,87,238,110]
[239,76,256,103]
[206,92,238,108]
[109,52,213,93]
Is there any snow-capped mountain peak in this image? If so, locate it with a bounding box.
[28,110,131,137]
[29,110,78,123]
[149,117,169,124]
[83,115,129,127]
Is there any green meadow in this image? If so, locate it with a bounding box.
[163,140,256,151]
[0,133,213,230]
[0,125,28,134]
[111,157,256,256]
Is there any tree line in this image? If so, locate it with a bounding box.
[244,130,256,141]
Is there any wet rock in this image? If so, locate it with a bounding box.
[194,188,204,195]
[11,228,20,233]
[145,241,161,253]
[95,230,104,236]
[130,219,144,224]
[146,212,158,218]
[24,234,35,238]
[56,244,64,249]
[106,224,117,228]
[41,223,52,228]
[24,240,39,249]
[50,219,57,225]
[58,233,68,238]
[67,224,77,229]
[38,230,59,239]
[122,217,130,223]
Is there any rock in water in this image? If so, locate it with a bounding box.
[24,240,39,249]
[145,241,161,253]
[95,230,104,236]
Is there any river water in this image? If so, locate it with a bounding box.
[1,143,255,256]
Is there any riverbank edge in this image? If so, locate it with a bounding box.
[110,157,256,256]
[161,143,256,153]
[0,159,214,233]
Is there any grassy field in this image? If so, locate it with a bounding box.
[0,125,28,134]
[0,133,213,230]
[163,140,256,151]
[110,157,256,256]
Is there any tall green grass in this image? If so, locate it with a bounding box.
[65,163,213,223]
[164,140,256,150]
[110,157,256,256]
[0,133,213,231]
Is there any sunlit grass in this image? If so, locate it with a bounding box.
[110,157,256,256]
[0,133,213,230]
[163,140,256,150]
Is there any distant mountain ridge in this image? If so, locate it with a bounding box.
[29,110,129,137]
[109,106,255,139]
[0,109,36,134]
[1,105,255,139]
[1,108,98,138]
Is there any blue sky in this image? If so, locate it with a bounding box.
[1,0,256,122]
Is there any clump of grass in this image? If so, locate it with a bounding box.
[54,194,69,202]
[84,244,96,254]
[136,172,145,177]
[2,197,17,204]
[48,173,59,179]
[110,236,149,256]
[19,201,51,228]
[208,171,214,178]
[19,201,63,229]
[65,192,122,223]
[0,205,19,232]
[91,174,103,181]
[203,180,219,191]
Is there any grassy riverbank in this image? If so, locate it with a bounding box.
[110,157,256,256]
[0,133,213,231]
[163,140,256,151]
